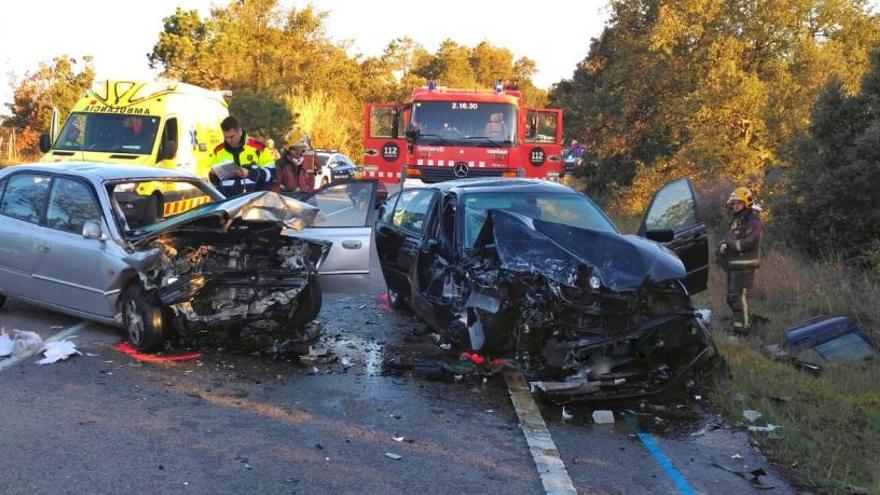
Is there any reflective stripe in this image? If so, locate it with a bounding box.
[263,166,274,182]
[728,259,761,269]
[221,179,256,186]
[735,240,742,252]
[741,288,749,328]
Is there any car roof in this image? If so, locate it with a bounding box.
[0,162,200,182]
[420,178,577,195]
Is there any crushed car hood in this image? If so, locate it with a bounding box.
[127,191,321,247]
[474,210,686,291]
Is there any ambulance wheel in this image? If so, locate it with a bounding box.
[121,283,166,352]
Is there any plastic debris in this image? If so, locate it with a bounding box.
[37,339,82,365]
[562,406,574,421]
[743,410,762,423]
[748,424,782,433]
[0,331,13,357]
[712,460,776,490]
[592,410,615,424]
[384,453,402,460]
[392,436,405,442]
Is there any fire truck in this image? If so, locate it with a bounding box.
[362,83,563,183]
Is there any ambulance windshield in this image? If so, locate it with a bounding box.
[54,113,160,155]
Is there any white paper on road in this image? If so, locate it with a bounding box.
[13,330,44,355]
[36,338,82,365]
[0,331,13,357]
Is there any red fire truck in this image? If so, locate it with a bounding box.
[362,83,563,183]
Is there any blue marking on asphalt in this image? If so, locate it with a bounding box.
[623,412,696,495]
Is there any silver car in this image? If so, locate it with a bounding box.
[0,162,376,351]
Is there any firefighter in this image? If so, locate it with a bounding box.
[718,186,763,334]
[275,130,316,193]
[208,116,276,196]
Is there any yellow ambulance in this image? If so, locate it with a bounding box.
[40,80,228,178]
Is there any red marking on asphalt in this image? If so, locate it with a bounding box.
[377,292,393,313]
[113,342,201,363]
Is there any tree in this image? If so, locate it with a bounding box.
[550,0,880,213]
[779,51,880,268]
[228,90,291,144]
[4,56,95,158]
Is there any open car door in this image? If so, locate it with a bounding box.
[363,103,406,180]
[285,179,377,275]
[637,178,708,294]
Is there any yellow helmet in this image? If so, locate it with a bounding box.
[727,186,754,208]
[283,129,311,151]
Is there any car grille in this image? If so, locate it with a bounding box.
[418,166,508,183]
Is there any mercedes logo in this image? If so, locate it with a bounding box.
[453,162,469,178]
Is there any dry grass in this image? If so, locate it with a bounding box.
[707,247,880,493]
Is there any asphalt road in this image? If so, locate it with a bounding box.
[0,227,799,494]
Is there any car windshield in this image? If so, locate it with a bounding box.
[462,192,618,248]
[54,112,160,155]
[108,179,219,231]
[411,101,516,146]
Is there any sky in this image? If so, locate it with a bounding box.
[0,0,610,110]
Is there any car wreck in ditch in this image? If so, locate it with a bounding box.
[0,163,377,353]
[376,178,715,400]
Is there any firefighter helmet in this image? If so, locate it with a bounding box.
[727,187,754,208]
[283,130,311,151]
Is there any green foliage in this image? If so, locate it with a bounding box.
[147,1,548,157]
[778,51,880,269]
[550,0,880,214]
[228,89,291,144]
[3,56,95,158]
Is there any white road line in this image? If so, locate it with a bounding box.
[504,372,578,495]
[0,320,90,372]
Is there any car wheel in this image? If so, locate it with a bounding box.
[283,279,323,331]
[321,177,330,188]
[387,288,408,310]
[121,283,165,352]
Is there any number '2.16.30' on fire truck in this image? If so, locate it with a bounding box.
[363,83,563,183]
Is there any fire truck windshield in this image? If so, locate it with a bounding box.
[411,101,516,146]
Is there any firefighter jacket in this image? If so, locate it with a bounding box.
[210,133,276,192]
[722,208,763,270]
[275,150,316,193]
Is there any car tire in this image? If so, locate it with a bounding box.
[283,279,323,331]
[387,288,408,310]
[121,283,166,352]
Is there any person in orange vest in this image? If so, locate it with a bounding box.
[208,116,276,196]
[718,187,764,334]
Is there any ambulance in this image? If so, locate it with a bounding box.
[40,80,228,179]
[39,80,229,220]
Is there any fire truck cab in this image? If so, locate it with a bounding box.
[363,83,563,184]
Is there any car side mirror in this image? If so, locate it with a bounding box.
[158,139,178,162]
[405,123,419,141]
[39,132,52,153]
[82,220,105,241]
[645,228,675,243]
